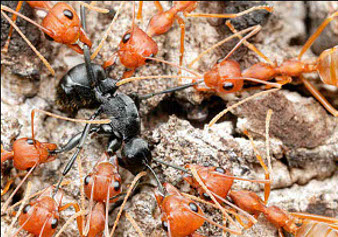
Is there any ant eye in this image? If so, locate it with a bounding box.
[44,33,54,41]
[84,175,91,185]
[63,9,73,20]
[162,221,168,231]
[145,54,154,63]
[122,33,131,43]
[23,204,31,214]
[51,218,58,229]
[202,192,212,201]
[217,58,224,64]
[189,202,198,212]
[223,82,234,91]
[113,181,121,191]
[215,167,225,174]
[26,139,34,145]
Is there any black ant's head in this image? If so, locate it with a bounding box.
[120,138,152,175]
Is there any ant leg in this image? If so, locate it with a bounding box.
[2,1,23,53]
[244,130,271,204]
[300,75,338,117]
[0,9,55,75]
[110,172,147,237]
[59,202,84,237]
[125,211,145,237]
[176,16,186,82]
[1,173,26,196]
[185,5,273,18]
[278,229,285,237]
[290,212,338,225]
[188,25,262,68]
[137,1,143,21]
[54,108,103,194]
[208,88,280,127]
[298,12,338,60]
[91,2,125,60]
[154,1,164,12]
[1,163,37,212]
[226,20,274,65]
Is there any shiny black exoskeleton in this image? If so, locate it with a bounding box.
[54,61,152,176]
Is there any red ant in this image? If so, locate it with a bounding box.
[155,182,247,237]
[1,1,109,75]
[1,108,111,213]
[90,2,158,79]
[206,11,338,124]
[81,153,122,237]
[5,183,85,237]
[136,1,273,72]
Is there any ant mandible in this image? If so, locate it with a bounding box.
[1,1,109,75]
[136,1,273,74]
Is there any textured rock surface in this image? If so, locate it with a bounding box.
[1,2,337,237]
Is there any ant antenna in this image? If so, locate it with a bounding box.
[1,8,55,75]
[153,158,189,173]
[139,81,201,100]
[78,1,110,13]
[91,2,125,60]
[143,161,165,196]
[80,5,97,88]
[110,171,147,237]
[125,211,145,237]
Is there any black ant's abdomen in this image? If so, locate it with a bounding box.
[56,63,106,114]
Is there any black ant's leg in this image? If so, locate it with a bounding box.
[107,135,123,155]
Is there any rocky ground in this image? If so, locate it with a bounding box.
[1,1,337,237]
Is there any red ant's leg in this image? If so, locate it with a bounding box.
[290,212,338,225]
[300,75,338,117]
[1,173,27,196]
[154,1,163,13]
[137,1,143,21]
[59,202,85,237]
[176,15,186,83]
[226,21,274,65]
[278,229,285,237]
[2,1,23,53]
[185,5,273,19]
[244,129,271,204]
[298,12,338,60]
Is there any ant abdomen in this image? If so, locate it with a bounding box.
[317,46,338,87]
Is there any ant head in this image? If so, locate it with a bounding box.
[120,138,151,176]
[158,183,205,236]
[204,59,243,93]
[41,2,92,51]
[118,26,158,69]
[12,138,57,171]
[18,196,60,236]
[84,160,122,203]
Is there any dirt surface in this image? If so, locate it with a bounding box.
[1,2,338,237]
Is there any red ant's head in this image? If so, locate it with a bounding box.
[84,157,122,203]
[18,195,60,237]
[116,26,158,70]
[41,2,92,53]
[204,59,243,94]
[156,183,205,237]
[11,138,57,171]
